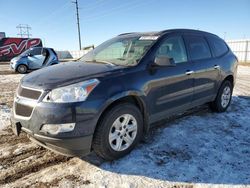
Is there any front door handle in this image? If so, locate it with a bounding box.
[185,70,194,75]
[214,65,220,69]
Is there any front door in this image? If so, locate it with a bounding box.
[147,35,194,123]
[28,47,45,69]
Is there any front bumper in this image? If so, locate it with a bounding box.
[11,120,92,156]
[10,61,16,70]
[11,88,104,157]
[11,115,93,157]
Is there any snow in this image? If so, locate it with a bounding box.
[0,105,11,131]
[0,65,250,187]
[101,96,250,185]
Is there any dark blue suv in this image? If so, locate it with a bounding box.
[11,29,238,160]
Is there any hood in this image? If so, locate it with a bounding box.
[11,56,23,62]
[21,61,122,89]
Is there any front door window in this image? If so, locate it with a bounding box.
[155,36,187,63]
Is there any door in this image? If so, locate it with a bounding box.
[147,35,194,123]
[183,35,220,105]
[27,47,45,69]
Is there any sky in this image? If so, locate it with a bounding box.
[0,0,249,50]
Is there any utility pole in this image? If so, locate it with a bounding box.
[16,24,32,38]
[72,0,82,50]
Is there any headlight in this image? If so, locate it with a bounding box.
[43,79,99,103]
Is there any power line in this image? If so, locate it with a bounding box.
[16,24,32,38]
[34,2,71,26]
[72,0,82,50]
[82,0,152,22]
[81,0,106,11]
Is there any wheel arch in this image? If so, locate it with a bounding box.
[95,91,149,137]
[218,74,234,90]
[216,74,234,95]
[211,74,234,112]
[15,63,28,72]
[224,75,234,86]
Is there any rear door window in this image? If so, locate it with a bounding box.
[207,36,228,57]
[185,36,212,61]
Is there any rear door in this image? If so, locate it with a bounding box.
[183,35,220,105]
[28,47,45,69]
[147,34,194,123]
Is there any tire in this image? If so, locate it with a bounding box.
[210,80,233,112]
[92,103,143,160]
[16,64,27,74]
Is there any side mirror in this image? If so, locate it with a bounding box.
[154,56,176,67]
[27,53,33,57]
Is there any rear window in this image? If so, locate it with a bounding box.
[185,36,212,61]
[207,36,228,57]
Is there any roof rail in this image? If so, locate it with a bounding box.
[160,29,217,36]
[118,32,136,36]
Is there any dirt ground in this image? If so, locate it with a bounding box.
[0,64,249,188]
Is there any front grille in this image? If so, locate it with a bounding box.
[15,103,33,117]
[18,86,42,100]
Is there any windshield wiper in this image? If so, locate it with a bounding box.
[116,58,126,61]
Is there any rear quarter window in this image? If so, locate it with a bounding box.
[207,36,229,57]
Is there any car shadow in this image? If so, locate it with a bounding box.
[81,96,250,185]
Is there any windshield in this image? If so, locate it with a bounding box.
[19,48,31,57]
[80,36,156,66]
[19,47,42,57]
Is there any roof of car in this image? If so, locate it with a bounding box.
[30,47,54,50]
[118,29,218,38]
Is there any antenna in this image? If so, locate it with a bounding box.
[72,0,82,50]
[16,24,32,38]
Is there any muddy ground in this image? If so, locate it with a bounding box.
[0,64,249,188]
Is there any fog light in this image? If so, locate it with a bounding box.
[41,123,75,135]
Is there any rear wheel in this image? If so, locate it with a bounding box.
[17,64,27,74]
[92,103,143,160]
[210,80,233,112]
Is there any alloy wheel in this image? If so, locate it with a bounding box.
[108,114,137,151]
[221,86,231,108]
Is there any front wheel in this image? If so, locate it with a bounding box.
[92,103,143,160]
[16,64,27,74]
[210,80,233,112]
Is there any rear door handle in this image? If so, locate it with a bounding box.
[185,70,194,75]
[214,65,220,69]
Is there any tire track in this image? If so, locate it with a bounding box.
[0,146,44,167]
[0,151,71,185]
[27,175,91,188]
[0,131,29,145]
